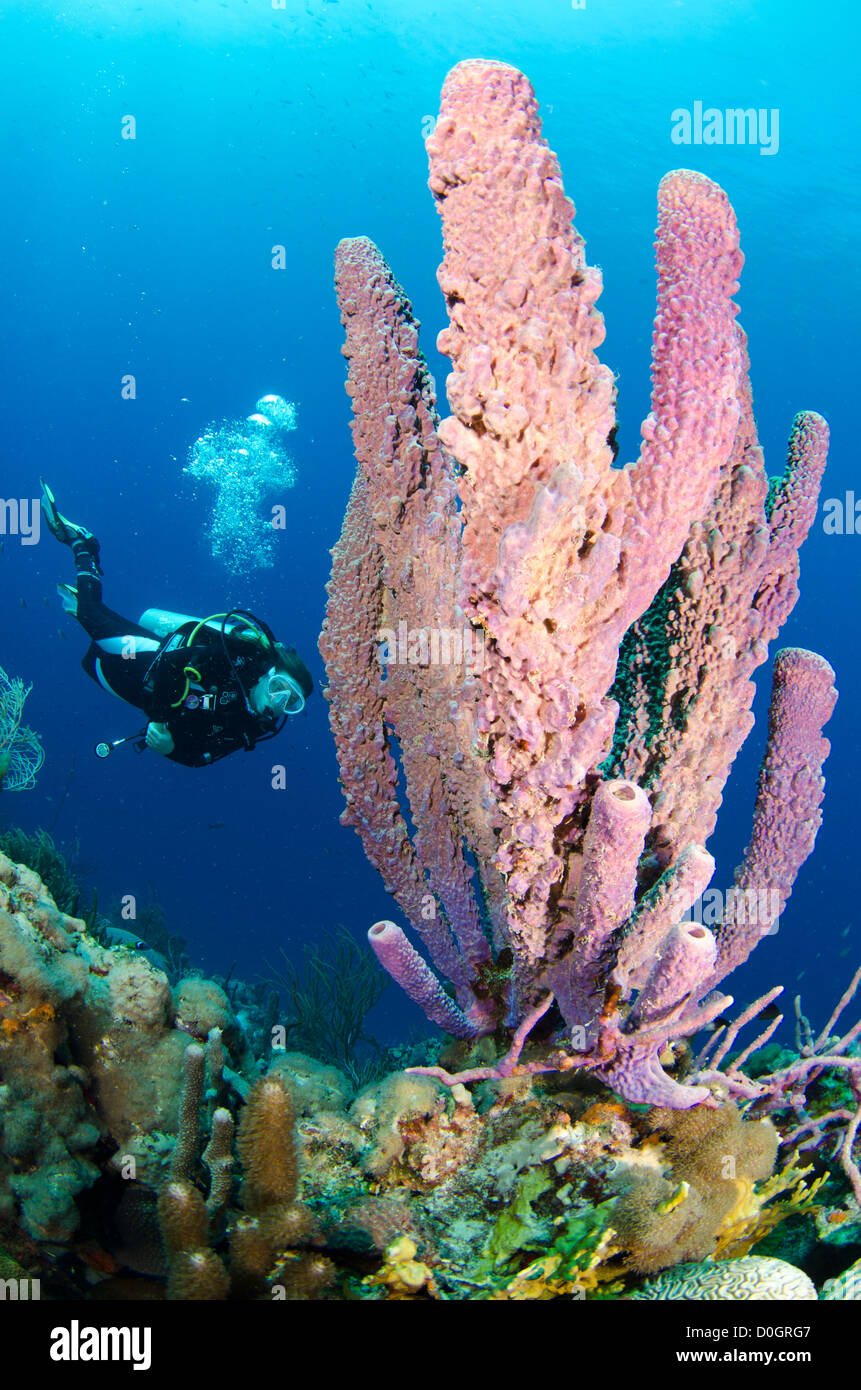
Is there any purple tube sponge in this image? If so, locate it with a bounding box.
[616,844,716,991]
[597,921,727,1108]
[710,647,837,989]
[629,921,718,1031]
[549,780,651,1044]
[368,920,490,1040]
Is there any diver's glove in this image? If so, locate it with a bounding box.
[145,721,175,756]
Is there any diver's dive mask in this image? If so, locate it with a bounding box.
[264,669,306,716]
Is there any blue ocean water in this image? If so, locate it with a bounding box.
[0,0,857,1052]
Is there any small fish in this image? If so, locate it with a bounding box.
[104,927,150,951]
[207,822,225,830]
[76,1243,120,1276]
[103,927,169,974]
[20,597,27,608]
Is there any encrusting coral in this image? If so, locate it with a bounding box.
[0,827,84,915]
[0,849,184,1240]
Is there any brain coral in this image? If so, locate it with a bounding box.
[629,1256,818,1300]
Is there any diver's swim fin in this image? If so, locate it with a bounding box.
[41,478,77,544]
[57,583,78,616]
[40,478,103,575]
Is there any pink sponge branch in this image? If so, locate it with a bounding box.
[547,780,651,1043]
[368,921,493,1040]
[318,475,461,981]
[628,921,718,1033]
[609,355,828,868]
[766,412,830,577]
[325,236,493,1002]
[615,844,716,992]
[710,647,838,989]
[426,63,745,971]
[624,169,744,617]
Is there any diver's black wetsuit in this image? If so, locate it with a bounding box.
[76,574,286,767]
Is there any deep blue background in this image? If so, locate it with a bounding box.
[0,0,857,1050]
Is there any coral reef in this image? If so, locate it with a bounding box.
[0,826,83,915]
[155,1055,333,1300]
[0,849,341,1298]
[1,848,859,1300]
[612,1101,779,1272]
[172,976,234,1040]
[0,850,199,1234]
[103,891,190,981]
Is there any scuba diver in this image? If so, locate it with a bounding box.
[40,481,313,768]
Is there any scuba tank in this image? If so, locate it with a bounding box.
[139,609,258,641]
